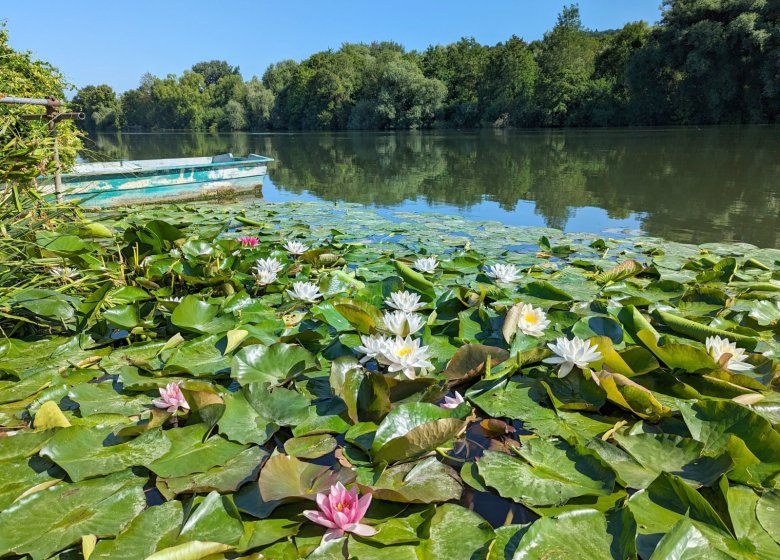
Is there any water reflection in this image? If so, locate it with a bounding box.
[83,128,780,247]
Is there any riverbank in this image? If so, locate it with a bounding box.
[0,200,778,558]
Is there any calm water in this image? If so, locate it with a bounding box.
[83,128,780,247]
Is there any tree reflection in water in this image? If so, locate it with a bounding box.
[84,128,779,247]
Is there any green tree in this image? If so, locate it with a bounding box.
[421,38,488,126]
[533,5,603,126]
[72,84,122,130]
[191,60,240,87]
[479,36,538,126]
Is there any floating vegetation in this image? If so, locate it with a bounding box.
[0,200,778,559]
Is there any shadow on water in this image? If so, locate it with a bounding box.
[82,128,780,247]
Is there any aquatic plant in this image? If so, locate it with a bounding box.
[0,200,778,559]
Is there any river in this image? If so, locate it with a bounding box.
[82,127,780,247]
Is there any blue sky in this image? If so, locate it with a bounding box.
[4,1,662,93]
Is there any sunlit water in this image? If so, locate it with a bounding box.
[82,128,780,247]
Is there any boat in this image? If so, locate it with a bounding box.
[39,153,273,206]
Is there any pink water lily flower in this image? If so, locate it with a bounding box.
[152,382,190,413]
[237,236,259,248]
[441,391,465,409]
[303,482,377,542]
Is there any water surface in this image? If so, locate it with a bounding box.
[83,128,780,247]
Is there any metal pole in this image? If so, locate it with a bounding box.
[0,96,63,107]
[45,105,63,203]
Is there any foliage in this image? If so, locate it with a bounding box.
[0,24,82,191]
[74,1,780,132]
[0,199,778,558]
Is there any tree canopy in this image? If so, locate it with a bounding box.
[68,1,779,131]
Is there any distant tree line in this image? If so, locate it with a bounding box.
[73,1,780,131]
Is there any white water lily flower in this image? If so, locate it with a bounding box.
[357,334,391,364]
[706,335,752,372]
[163,296,182,304]
[50,266,79,280]
[284,240,308,255]
[255,269,278,286]
[333,360,364,377]
[169,248,182,258]
[485,263,521,283]
[140,256,153,268]
[543,336,602,378]
[286,281,323,303]
[413,257,438,274]
[255,257,284,275]
[381,311,425,337]
[441,391,465,409]
[385,290,424,313]
[380,335,433,379]
[514,303,550,337]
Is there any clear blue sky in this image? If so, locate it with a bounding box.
[4,0,662,93]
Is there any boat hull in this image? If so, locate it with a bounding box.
[38,154,272,206]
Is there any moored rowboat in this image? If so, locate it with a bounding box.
[39,153,273,205]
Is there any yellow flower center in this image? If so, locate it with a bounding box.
[524,312,538,324]
[398,347,413,358]
[335,502,346,511]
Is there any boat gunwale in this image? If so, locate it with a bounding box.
[54,154,274,180]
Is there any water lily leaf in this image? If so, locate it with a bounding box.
[443,343,509,385]
[149,425,246,479]
[522,281,573,301]
[0,429,55,461]
[394,261,435,295]
[164,334,232,377]
[91,500,183,560]
[258,453,354,502]
[595,259,644,284]
[33,400,71,429]
[628,472,731,557]
[477,439,616,508]
[69,382,152,417]
[756,490,780,545]
[722,482,780,557]
[284,434,337,459]
[219,387,278,445]
[158,447,267,498]
[652,309,758,351]
[231,343,316,385]
[679,399,780,462]
[239,518,301,551]
[612,432,733,488]
[11,288,76,321]
[591,370,670,421]
[512,507,637,560]
[41,426,171,482]
[487,524,531,560]
[0,455,62,510]
[358,456,462,503]
[636,330,716,372]
[332,297,382,334]
[0,470,146,560]
[371,402,467,464]
[415,504,494,560]
[145,541,234,560]
[178,491,244,546]
[748,300,780,326]
[648,518,739,560]
[171,296,234,334]
[102,305,142,329]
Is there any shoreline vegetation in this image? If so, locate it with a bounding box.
[72,2,780,132]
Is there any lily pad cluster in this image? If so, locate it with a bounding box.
[0,200,779,559]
